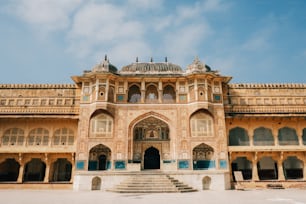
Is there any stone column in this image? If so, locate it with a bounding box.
[158,81,163,103]
[17,164,24,183]
[252,153,259,181]
[44,165,50,183]
[141,80,145,103]
[277,153,285,180]
[303,159,306,181]
[44,154,50,183]
[194,78,198,101]
[248,130,253,146]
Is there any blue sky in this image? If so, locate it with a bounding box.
[0,0,306,84]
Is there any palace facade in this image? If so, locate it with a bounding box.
[0,56,305,190]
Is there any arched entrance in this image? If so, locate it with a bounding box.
[88,144,111,171]
[144,147,160,169]
[50,158,72,182]
[0,158,20,182]
[193,143,215,170]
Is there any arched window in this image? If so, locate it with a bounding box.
[193,143,215,170]
[257,157,277,180]
[190,111,214,137]
[28,128,49,146]
[229,127,249,146]
[253,127,274,146]
[0,158,20,182]
[88,144,111,171]
[108,86,114,102]
[163,85,176,102]
[133,117,169,141]
[283,156,303,179]
[231,157,252,180]
[302,128,306,145]
[23,158,46,182]
[278,127,299,145]
[50,158,72,182]
[2,128,24,146]
[146,84,158,102]
[90,113,113,137]
[53,128,74,146]
[128,85,141,103]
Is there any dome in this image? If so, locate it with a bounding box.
[92,55,118,73]
[186,56,212,74]
[120,61,183,75]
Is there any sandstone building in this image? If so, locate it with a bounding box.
[0,56,305,190]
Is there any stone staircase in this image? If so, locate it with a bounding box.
[107,172,197,193]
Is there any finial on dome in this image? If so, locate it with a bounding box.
[150,57,153,62]
[105,54,107,61]
[136,56,138,63]
[165,57,168,63]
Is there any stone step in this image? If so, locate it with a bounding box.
[107,173,197,193]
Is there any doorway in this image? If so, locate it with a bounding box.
[144,147,160,169]
[99,155,107,170]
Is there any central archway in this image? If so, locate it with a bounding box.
[144,147,160,169]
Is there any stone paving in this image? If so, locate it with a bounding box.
[1,189,306,204]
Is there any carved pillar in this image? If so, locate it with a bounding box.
[252,152,259,181]
[277,153,285,181]
[17,153,24,183]
[194,78,198,101]
[175,80,179,103]
[17,164,24,183]
[158,81,163,103]
[44,154,50,183]
[273,129,278,146]
[303,159,306,181]
[298,130,303,146]
[141,80,145,103]
[70,153,75,182]
[248,129,253,146]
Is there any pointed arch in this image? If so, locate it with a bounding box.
[89,110,113,138]
[0,158,20,182]
[144,147,160,169]
[190,109,214,137]
[91,176,101,190]
[23,158,46,182]
[253,127,274,146]
[229,127,249,146]
[146,84,158,102]
[50,158,72,182]
[88,144,111,171]
[108,86,115,102]
[278,127,298,145]
[133,116,169,141]
[128,84,141,103]
[231,157,252,180]
[193,143,215,170]
[163,84,176,103]
[257,156,278,180]
[283,156,303,179]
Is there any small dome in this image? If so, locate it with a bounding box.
[186,57,212,74]
[92,55,118,73]
[120,62,183,74]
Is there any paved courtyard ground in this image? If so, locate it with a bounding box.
[1,189,306,204]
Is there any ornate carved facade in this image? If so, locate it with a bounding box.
[0,56,305,190]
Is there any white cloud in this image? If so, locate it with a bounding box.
[162,23,212,67]
[6,0,83,32]
[126,0,163,9]
[67,2,146,61]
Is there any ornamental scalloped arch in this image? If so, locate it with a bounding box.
[128,111,171,132]
[128,111,172,160]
